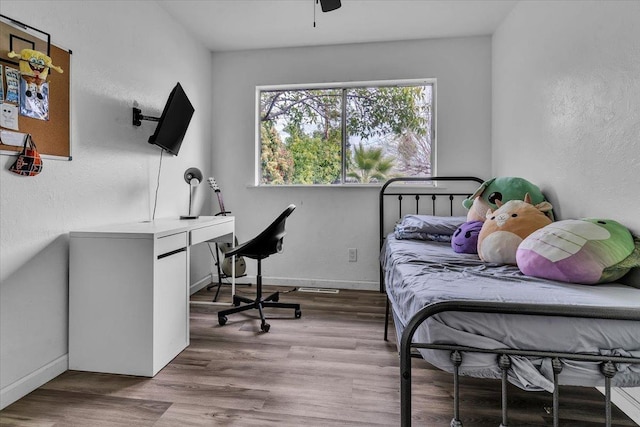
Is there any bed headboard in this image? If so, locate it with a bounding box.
[379,176,484,292]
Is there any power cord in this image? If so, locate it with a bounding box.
[151,149,164,220]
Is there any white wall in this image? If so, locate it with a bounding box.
[493,0,640,421]
[0,1,213,408]
[211,37,492,288]
[492,1,640,236]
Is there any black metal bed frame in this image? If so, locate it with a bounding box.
[380,176,484,341]
[379,176,640,427]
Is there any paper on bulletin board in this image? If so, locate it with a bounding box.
[0,130,27,147]
[4,67,20,104]
[1,103,19,130]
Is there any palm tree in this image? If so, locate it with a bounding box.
[347,143,395,183]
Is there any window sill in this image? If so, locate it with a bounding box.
[248,181,441,189]
[248,184,384,189]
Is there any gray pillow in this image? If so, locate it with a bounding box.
[394,215,467,240]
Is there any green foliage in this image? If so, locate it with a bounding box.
[260,121,293,185]
[346,87,428,139]
[287,124,341,184]
[347,143,395,183]
[260,89,341,134]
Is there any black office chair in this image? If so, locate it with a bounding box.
[217,204,301,332]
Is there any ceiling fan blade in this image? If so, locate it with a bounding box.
[320,0,341,12]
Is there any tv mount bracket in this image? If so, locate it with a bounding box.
[132,107,159,127]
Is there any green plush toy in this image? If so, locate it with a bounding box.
[463,177,553,222]
[517,219,640,284]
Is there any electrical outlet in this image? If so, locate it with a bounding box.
[348,248,357,262]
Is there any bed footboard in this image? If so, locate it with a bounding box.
[400,300,640,427]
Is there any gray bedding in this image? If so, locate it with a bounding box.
[381,234,640,391]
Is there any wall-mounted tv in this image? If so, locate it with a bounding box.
[133,82,195,156]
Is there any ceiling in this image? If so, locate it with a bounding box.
[157,0,518,52]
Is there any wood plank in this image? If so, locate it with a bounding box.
[0,286,636,426]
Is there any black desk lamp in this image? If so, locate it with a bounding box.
[180,167,203,220]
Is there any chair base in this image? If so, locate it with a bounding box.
[217,251,301,332]
[218,290,301,332]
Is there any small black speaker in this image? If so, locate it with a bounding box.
[320,0,341,12]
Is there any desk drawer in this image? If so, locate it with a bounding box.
[156,232,187,257]
[190,221,233,246]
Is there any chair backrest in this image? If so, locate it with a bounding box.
[237,204,296,259]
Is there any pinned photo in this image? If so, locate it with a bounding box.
[20,78,49,121]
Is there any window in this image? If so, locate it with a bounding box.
[257,79,434,185]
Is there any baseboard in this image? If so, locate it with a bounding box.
[0,354,67,410]
[211,274,378,291]
[250,275,378,291]
[190,273,214,295]
[597,386,640,425]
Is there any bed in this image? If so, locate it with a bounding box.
[379,177,640,426]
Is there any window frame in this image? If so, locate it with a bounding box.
[255,78,437,187]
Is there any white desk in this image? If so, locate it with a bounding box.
[69,216,234,377]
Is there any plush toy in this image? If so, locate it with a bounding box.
[451,220,483,254]
[463,177,553,221]
[517,219,640,284]
[7,49,63,99]
[465,196,491,222]
[477,194,553,265]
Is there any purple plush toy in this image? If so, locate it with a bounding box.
[451,220,484,254]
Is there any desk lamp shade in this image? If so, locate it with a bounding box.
[181,167,203,219]
[184,167,203,185]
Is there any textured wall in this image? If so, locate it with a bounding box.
[0,1,213,407]
[493,1,640,237]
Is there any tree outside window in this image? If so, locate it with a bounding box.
[258,80,434,185]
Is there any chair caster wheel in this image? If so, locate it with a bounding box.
[261,322,270,332]
[295,309,302,319]
[232,296,241,307]
[272,293,280,302]
[218,315,227,326]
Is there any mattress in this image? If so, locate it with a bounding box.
[381,234,640,391]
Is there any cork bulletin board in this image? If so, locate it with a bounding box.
[0,14,71,160]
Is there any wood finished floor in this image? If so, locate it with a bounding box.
[0,285,636,426]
